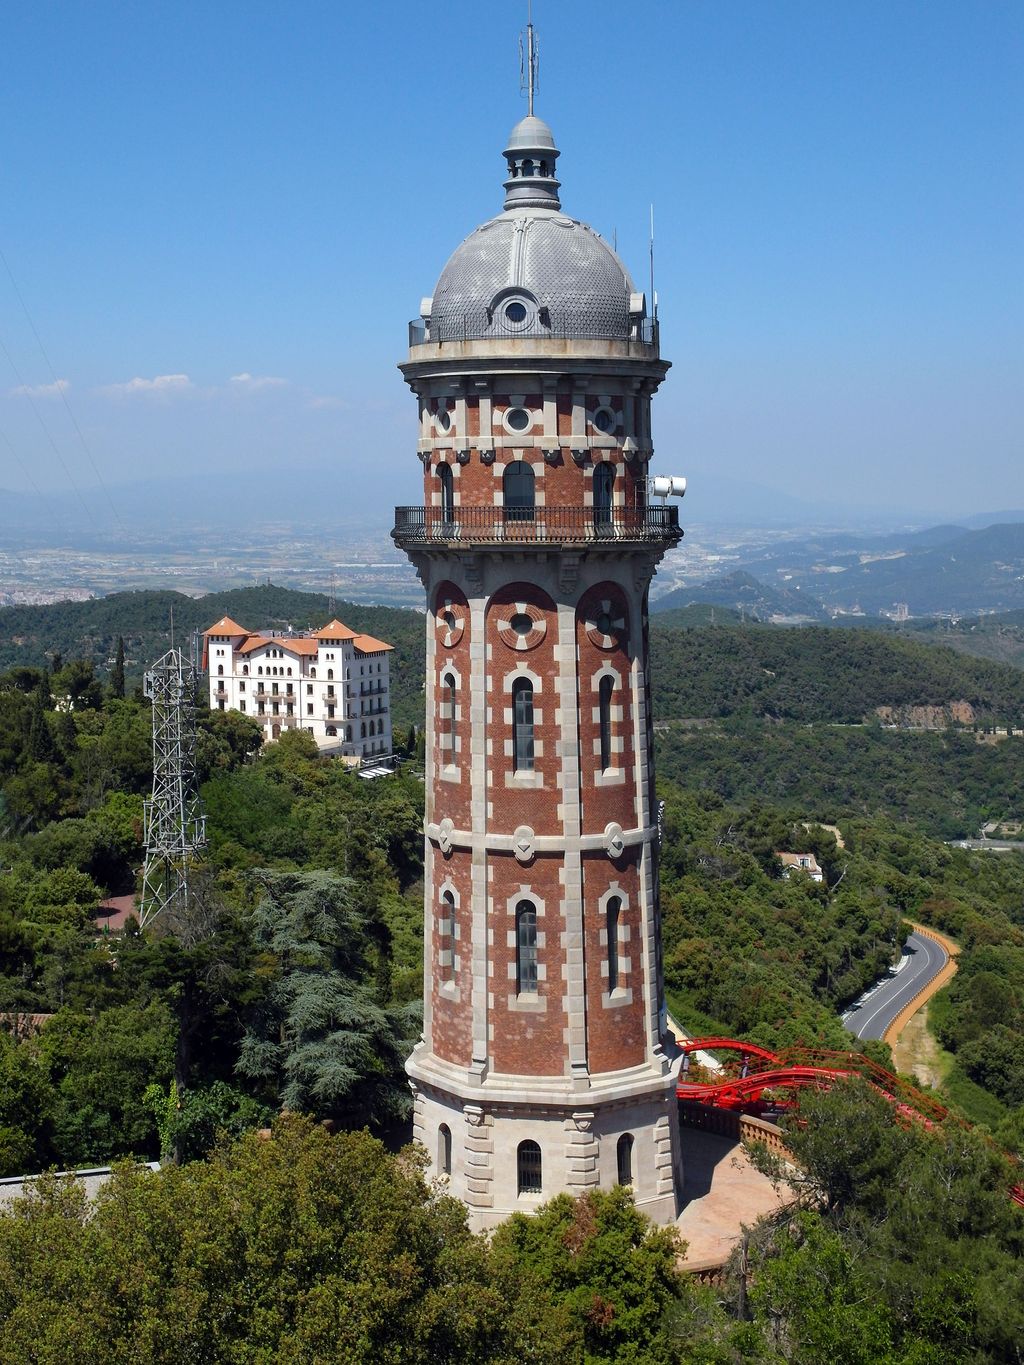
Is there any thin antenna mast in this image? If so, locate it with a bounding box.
[520,1,538,115]
[649,204,657,320]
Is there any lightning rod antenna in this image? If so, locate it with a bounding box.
[649,203,657,321]
[520,1,538,116]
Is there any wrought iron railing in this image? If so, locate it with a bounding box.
[408,316,659,348]
[392,504,681,546]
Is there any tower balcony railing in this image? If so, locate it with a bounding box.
[408,315,659,349]
[392,504,681,547]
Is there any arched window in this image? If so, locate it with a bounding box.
[327,668,334,680]
[217,665,224,676]
[599,676,614,770]
[242,665,249,675]
[522,158,535,177]
[438,1123,452,1176]
[517,1139,542,1194]
[617,1133,634,1186]
[326,726,337,737]
[516,901,538,995]
[512,677,534,772]
[594,461,614,529]
[503,461,535,522]
[287,668,292,676]
[442,671,456,764]
[439,890,455,984]
[606,896,622,992]
[310,667,316,678]
[258,666,263,676]
[378,718,384,735]
[346,725,353,741]
[361,722,366,738]
[438,463,454,522]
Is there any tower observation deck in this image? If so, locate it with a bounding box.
[393,99,684,1230]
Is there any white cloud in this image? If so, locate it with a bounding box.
[229,372,289,391]
[99,373,194,398]
[10,378,69,398]
[307,394,345,410]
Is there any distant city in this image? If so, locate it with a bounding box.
[4,511,1024,622]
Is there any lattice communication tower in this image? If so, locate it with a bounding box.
[139,637,207,929]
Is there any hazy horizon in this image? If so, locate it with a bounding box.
[1,1,1021,535]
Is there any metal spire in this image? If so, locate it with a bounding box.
[520,3,538,115]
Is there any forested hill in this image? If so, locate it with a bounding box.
[0,586,425,730]
[650,622,1024,726]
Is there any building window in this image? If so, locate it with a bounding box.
[218,700,225,711]
[242,665,249,675]
[328,669,334,680]
[617,1133,634,1186]
[307,684,313,695]
[516,901,538,995]
[438,1123,452,1176]
[327,705,335,719]
[310,668,316,678]
[442,671,456,763]
[217,665,224,676]
[239,681,246,693]
[594,461,614,528]
[599,675,614,771]
[606,896,622,992]
[512,677,534,772]
[517,1140,542,1195]
[287,668,292,676]
[438,463,454,522]
[239,701,246,712]
[327,685,335,698]
[503,460,535,520]
[306,704,313,716]
[326,726,337,737]
[439,889,455,984]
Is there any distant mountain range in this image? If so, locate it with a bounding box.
[658,520,1024,619]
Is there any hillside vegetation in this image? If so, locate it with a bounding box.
[0,585,425,731]
[650,623,1024,727]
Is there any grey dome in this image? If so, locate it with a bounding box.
[505,115,556,152]
[430,208,637,343]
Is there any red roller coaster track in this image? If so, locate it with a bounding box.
[675,1036,1024,1208]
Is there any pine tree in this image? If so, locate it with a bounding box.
[110,637,126,699]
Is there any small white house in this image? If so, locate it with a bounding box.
[776,851,824,883]
[203,615,393,763]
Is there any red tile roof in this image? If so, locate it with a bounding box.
[353,633,394,654]
[312,619,358,639]
[203,616,248,636]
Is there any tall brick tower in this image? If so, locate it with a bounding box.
[393,86,685,1229]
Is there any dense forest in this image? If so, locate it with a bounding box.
[654,721,1024,839]
[3,601,1024,1359]
[649,622,1024,726]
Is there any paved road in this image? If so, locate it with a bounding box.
[842,931,949,1041]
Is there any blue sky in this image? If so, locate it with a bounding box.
[0,0,1021,526]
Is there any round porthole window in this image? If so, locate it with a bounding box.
[436,408,452,433]
[593,407,616,434]
[505,301,528,325]
[595,610,613,635]
[505,407,531,433]
[509,612,533,636]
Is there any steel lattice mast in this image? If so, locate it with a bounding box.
[139,637,206,929]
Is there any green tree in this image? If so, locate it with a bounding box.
[109,636,125,699]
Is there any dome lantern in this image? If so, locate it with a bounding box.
[503,115,561,211]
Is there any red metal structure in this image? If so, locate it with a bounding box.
[676,1035,1024,1207]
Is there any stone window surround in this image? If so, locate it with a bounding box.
[597,882,633,1009]
[505,887,547,1013]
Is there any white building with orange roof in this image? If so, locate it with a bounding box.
[202,614,393,761]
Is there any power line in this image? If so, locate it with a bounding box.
[0,420,66,529]
[0,329,96,525]
[0,244,126,534]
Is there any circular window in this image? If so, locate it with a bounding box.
[509,612,533,636]
[505,407,531,433]
[593,407,615,434]
[436,408,452,433]
[505,301,528,325]
[595,610,613,636]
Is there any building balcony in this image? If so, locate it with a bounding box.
[254,689,295,703]
[392,504,681,549]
